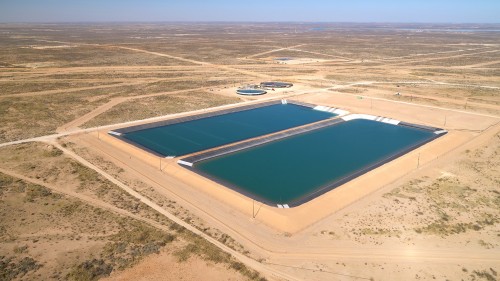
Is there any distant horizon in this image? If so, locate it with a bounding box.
[1,21,500,25]
[1,1,499,24]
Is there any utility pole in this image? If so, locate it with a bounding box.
[253,200,255,219]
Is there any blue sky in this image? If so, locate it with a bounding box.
[0,0,498,23]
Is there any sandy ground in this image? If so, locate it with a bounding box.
[264,57,337,65]
[103,244,243,281]
[2,24,499,280]
[93,88,498,232]
[56,41,499,280]
[75,87,499,280]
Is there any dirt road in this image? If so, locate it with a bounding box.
[48,141,300,281]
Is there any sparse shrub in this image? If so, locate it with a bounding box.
[43,147,63,157]
[169,222,186,233]
[490,268,497,276]
[472,270,496,281]
[24,184,52,202]
[66,259,113,281]
[13,245,28,254]
[174,243,198,262]
[0,256,42,280]
[173,235,231,264]
[58,201,83,217]
[230,261,267,280]
[101,222,175,270]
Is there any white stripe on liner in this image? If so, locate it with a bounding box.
[382,119,401,125]
[332,109,350,116]
[283,204,290,208]
[277,204,284,208]
[313,105,328,111]
[342,114,400,125]
[108,131,122,136]
[177,160,193,167]
[342,114,377,121]
[314,105,350,117]
[434,130,447,135]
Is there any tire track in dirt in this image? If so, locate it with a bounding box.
[0,79,162,98]
[49,141,301,281]
[0,167,171,233]
[116,46,269,79]
[56,87,209,132]
[56,124,500,266]
[384,49,500,66]
[56,79,246,132]
[245,44,306,59]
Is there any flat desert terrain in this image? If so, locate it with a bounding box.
[0,23,499,281]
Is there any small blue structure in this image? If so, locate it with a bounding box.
[236,89,267,95]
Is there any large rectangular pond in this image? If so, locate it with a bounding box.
[116,103,335,157]
[193,119,442,207]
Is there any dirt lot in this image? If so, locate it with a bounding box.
[0,23,499,281]
[0,143,265,281]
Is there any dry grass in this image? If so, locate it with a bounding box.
[0,93,110,142]
[0,80,241,142]
[0,142,172,224]
[0,22,499,281]
[0,81,120,96]
[61,138,254,259]
[1,23,497,143]
[320,131,499,254]
[0,45,195,68]
[0,142,260,280]
[0,171,174,280]
[83,91,241,127]
[385,134,499,238]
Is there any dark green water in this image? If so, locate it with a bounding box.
[123,104,334,156]
[196,119,436,206]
